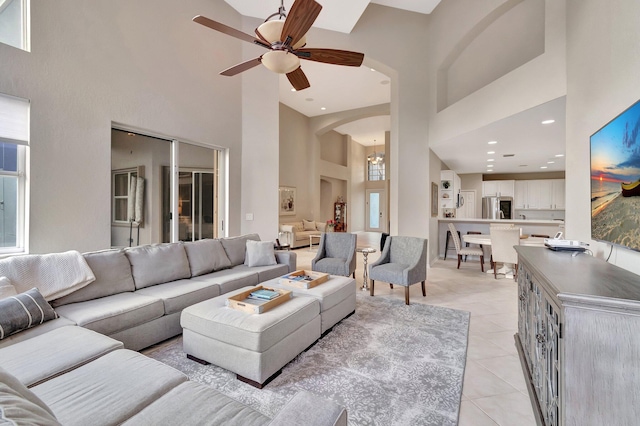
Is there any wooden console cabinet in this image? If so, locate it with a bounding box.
[515,246,640,426]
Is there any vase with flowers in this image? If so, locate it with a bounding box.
[326,219,335,232]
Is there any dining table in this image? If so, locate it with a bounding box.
[461,234,546,276]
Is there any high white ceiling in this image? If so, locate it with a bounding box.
[222,0,567,173]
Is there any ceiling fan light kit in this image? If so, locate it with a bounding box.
[193,0,364,91]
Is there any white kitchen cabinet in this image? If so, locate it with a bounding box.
[551,179,565,210]
[514,181,528,209]
[482,180,514,197]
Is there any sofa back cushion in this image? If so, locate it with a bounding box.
[125,243,191,289]
[0,277,16,300]
[0,367,60,425]
[51,249,136,308]
[183,239,232,277]
[220,234,260,266]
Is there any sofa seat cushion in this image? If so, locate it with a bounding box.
[232,264,289,284]
[125,243,191,290]
[0,317,75,350]
[122,381,269,426]
[32,349,187,426]
[0,326,123,387]
[181,287,320,353]
[190,269,259,295]
[54,293,164,336]
[52,249,135,308]
[0,367,61,425]
[135,279,221,315]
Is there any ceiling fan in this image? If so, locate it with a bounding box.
[193,0,365,91]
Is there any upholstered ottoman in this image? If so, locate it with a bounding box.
[180,287,321,388]
[267,275,356,335]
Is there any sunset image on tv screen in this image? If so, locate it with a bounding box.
[591,99,640,251]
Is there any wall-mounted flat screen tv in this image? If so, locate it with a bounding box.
[591,99,640,251]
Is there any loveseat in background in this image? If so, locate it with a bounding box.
[279,220,327,249]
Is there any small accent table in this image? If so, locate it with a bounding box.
[356,247,377,291]
[309,234,321,251]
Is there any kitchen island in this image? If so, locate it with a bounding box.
[438,218,564,260]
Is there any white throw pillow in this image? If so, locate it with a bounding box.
[0,277,16,300]
[244,240,277,267]
[315,222,327,232]
[303,219,317,231]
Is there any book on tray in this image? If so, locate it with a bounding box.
[248,289,281,300]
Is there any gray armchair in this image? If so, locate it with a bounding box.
[311,232,357,278]
[369,236,427,305]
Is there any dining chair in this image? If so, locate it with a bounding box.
[369,235,427,305]
[464,231,483,262]
[447,223,484,272]
[489,227,520,279]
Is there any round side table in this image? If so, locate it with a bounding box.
[356,247,377,291]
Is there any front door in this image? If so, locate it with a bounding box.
[366,189,386,232]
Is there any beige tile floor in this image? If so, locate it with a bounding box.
[294,232,536,426]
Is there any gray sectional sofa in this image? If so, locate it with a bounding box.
[0,234,347,425]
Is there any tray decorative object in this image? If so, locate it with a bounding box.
[279,270,329,289]
[226,285,292,314]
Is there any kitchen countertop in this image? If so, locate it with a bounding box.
[438,218,564,225]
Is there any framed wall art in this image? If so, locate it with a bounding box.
[279,186,296,216]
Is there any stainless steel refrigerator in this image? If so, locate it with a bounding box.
[482,196,513,219]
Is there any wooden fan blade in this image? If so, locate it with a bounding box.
[286,67,310,91]
[281,0,322,48]
[296,48,364,67]
[193,15,269,48]
[220,57,262,76]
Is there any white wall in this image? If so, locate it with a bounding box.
[565,0,640,274]
[0,0,244,253]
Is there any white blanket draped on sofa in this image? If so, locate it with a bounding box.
[0,250,95,301]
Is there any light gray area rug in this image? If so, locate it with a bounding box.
[145,294,470,425]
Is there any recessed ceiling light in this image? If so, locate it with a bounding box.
[488,141,498,145]
[305,98,314,102]
[487,151,495,154]
[547,161,555,164]
[291,88,296,92]
[555,154,564,157]
[487,164,494,168]
[486,169,494,172]
[487,159,495,162]
[540,166,548,169]
[320,107,326,111]
[127,133,135,136]
[370,68,376,72]
[542,119,555,125]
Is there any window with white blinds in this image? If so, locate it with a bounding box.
[0,92,28,252]
[0,0,30,51]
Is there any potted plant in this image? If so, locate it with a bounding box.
[326,219,335,232]
[442,180,450,189]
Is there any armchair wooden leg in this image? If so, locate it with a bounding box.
[421,281,426,297]
[404,286,410,305]
[457,255,462,269]
[480,255,485,273]
[514,264,518,280]
[370,280,375,296]
[494,264,497,279]
[352,272,355,279]
[389,284,393,289]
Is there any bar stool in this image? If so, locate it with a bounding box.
[465,231,483,262]
[444,230,460,260]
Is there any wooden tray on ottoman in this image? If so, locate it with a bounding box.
[279,270,329,289]
[226,285,292,314]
